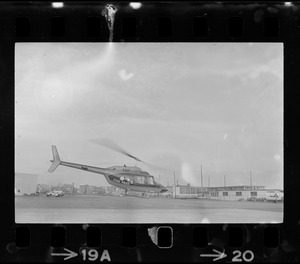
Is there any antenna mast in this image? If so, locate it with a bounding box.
[201,165,203,188]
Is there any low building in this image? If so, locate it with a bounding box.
[61,183,75,194]
[79,184,87,194]
[78,184,118,195]
[172,184,209,199]
[85,185,93,195]
[15,173,38,195]
[171,184,283,201]
[105,185,117,194]
[86,185,101,195]
[36,184,53,194]
[207,186,266,201]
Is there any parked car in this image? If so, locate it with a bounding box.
[256,198,267,202]
[46,191,64,197]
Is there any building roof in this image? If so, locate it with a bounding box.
[207,186,266,191]
[169,184,265,188]
[264,188,283,192]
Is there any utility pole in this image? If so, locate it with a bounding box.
[224,175,226,187]
[250,171,252,189]
[208,175,210,188]
[174,171,176,198]
[201,165,203,189]
[157,175,161,198]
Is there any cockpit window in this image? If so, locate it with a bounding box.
[133,176,155,185]
[146,176,154,185]
[134,176,144,184]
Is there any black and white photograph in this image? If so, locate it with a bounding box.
[15,43,283,223]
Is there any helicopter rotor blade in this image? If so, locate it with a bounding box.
[89,138,143,163]
[89,138,172,173]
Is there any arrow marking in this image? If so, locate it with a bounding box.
[200,249,227,261]
[51,248,78,261]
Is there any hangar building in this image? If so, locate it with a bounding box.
[168,184,283,201]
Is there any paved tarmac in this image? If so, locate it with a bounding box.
[15,195,283,223]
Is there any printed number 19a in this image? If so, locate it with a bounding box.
[81,249,111,262]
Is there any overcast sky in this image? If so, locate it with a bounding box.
[15,43,283,189]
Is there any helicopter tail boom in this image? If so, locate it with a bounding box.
[48,145,61,172]
[48,145,108,175]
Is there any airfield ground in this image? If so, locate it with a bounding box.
[15,195,283,223]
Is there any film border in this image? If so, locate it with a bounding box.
[0,2,299,263]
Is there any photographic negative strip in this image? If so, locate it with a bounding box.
[0,1,299,263]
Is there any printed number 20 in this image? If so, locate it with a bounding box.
[232,250,254,262]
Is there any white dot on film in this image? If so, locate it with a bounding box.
[119,69,134,80]
[82,224,89,230]
[129,2,142,9]
[201,218,210,223]
[147,227,158,245]
[52,2,64,8]
[274,154,281,160]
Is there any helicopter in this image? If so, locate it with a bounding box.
[48,140,168,196]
